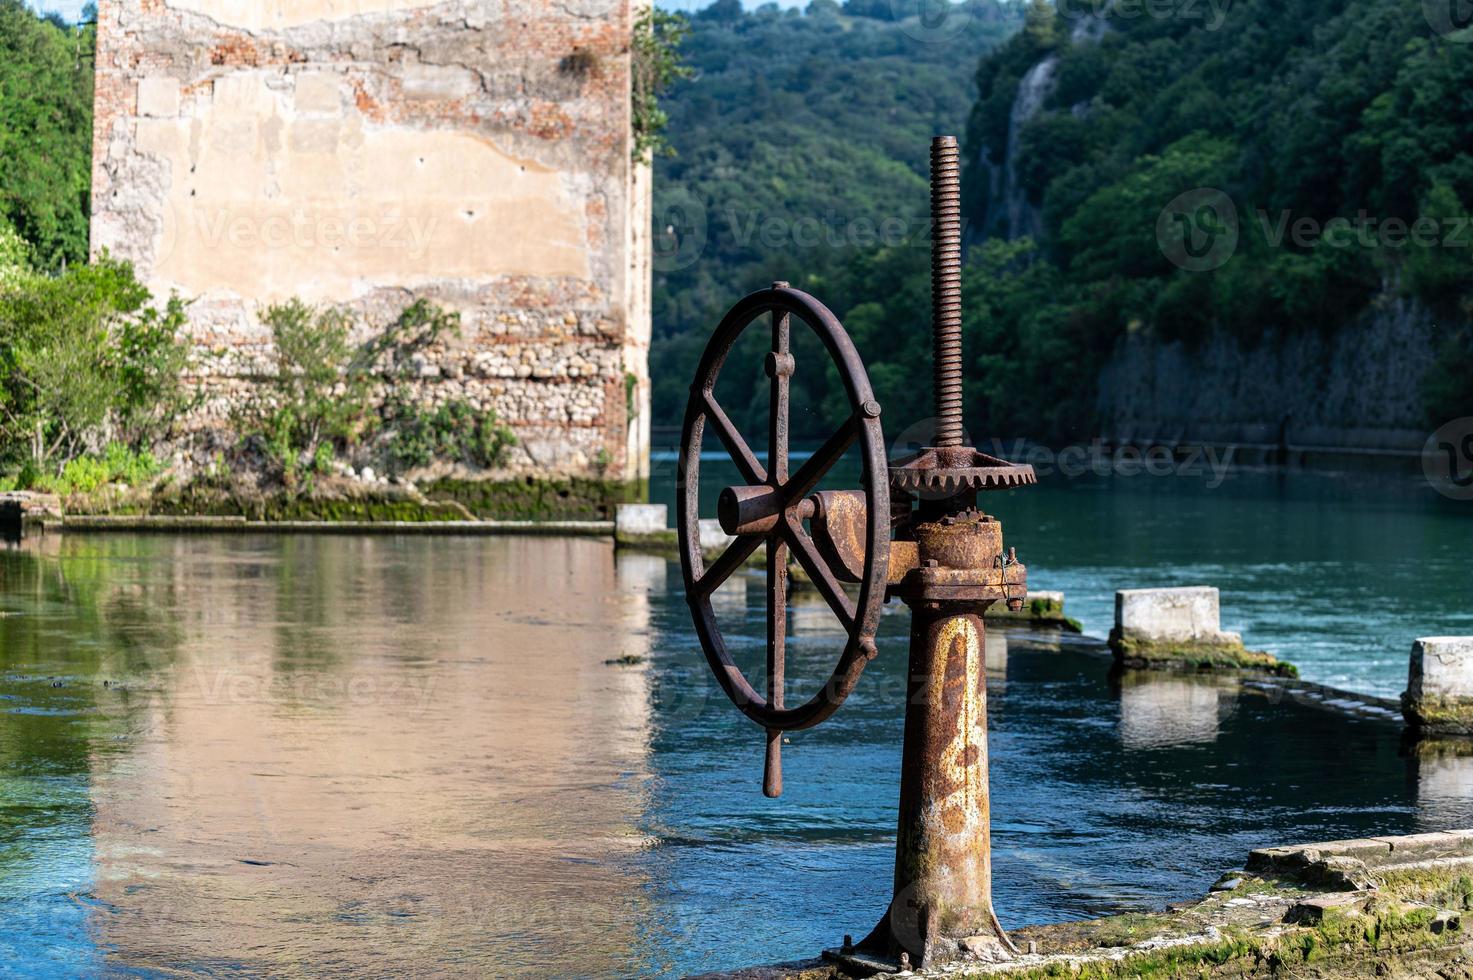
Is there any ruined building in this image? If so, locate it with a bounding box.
[90,0,652,485]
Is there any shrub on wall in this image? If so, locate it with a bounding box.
[244,299,369,485]
[240,298,517,489]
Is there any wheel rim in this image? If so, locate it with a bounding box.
[677,284,890,732]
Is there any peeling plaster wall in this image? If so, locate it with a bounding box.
[90,0,651,481]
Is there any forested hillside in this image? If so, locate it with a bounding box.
[654,0,1473,445]
[650,0,1024,436]
[956,0,1473,440]
[0,0,94,270]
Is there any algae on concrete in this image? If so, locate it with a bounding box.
[1109,628,1297,677]
[1403,693,1473,737]
[50,475,644,524]
[988,592,1084,632]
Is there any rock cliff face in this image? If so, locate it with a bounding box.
[973,13,1106,242]
[1096,294,1437,453]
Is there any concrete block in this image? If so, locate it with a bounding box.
[1403,637,1473,735]
[136,76,180,117]
[1116,586,1223,641]
[1286,892,1371,925]
[1111,585,1289,675]
[1408,637,1473,700]
[698,519,734,553]
[615,503,667,537]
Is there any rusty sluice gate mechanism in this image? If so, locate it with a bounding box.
[676,136,1038,971]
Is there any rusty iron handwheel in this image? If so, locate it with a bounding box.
[677,284,891,734]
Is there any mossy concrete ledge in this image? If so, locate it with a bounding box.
[1402,637,1473,736]
[0,491,62,534]
[56,515,613,536]
[3,486,624,536]
[696,829,1473,979]
[614,503,736,556]
[1108,587,1295,676]
[987,591,1083,632]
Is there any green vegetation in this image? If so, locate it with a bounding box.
[654,0,1473,441]
[0,0,95,271]
[651,0,1025,437]
[0,252,190,485]
[632,8,696,163]
[954,0,1473,436]
[248,300,363,484]
[240,298,516,489]
[14,442,162,495]
[0,5,187,502]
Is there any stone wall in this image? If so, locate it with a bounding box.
[90,0,651,482]
[1096,293,1436,455]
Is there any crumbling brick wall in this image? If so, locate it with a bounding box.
[90,0,651,482]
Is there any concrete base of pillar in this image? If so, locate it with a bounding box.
[1403,637,1473,735]
[1109,586,1294,675]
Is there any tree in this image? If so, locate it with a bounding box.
[0,0,95,270]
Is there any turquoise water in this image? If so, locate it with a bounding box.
[652,450,1473,698]
[0,506,1468,975]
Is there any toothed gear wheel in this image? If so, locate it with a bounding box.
[889,447,1037,495]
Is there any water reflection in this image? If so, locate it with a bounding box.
[1413,740,1473,832]
[1116,672,1238,749]
[3,535,656,976]
[985,630,1008,692]
[0,534,1471,978]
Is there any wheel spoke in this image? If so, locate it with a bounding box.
[764,535,787,797]
[782,520,856,630]
[783,415,858,504]
[693,532,763,598]
[763,308,791,798]
[702,391,767,485]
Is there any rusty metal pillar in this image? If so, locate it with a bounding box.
[891,605,1001,958]
[877,522,1017,967]
[854,137,1034,970]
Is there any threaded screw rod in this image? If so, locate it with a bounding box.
[930,136,964,449]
